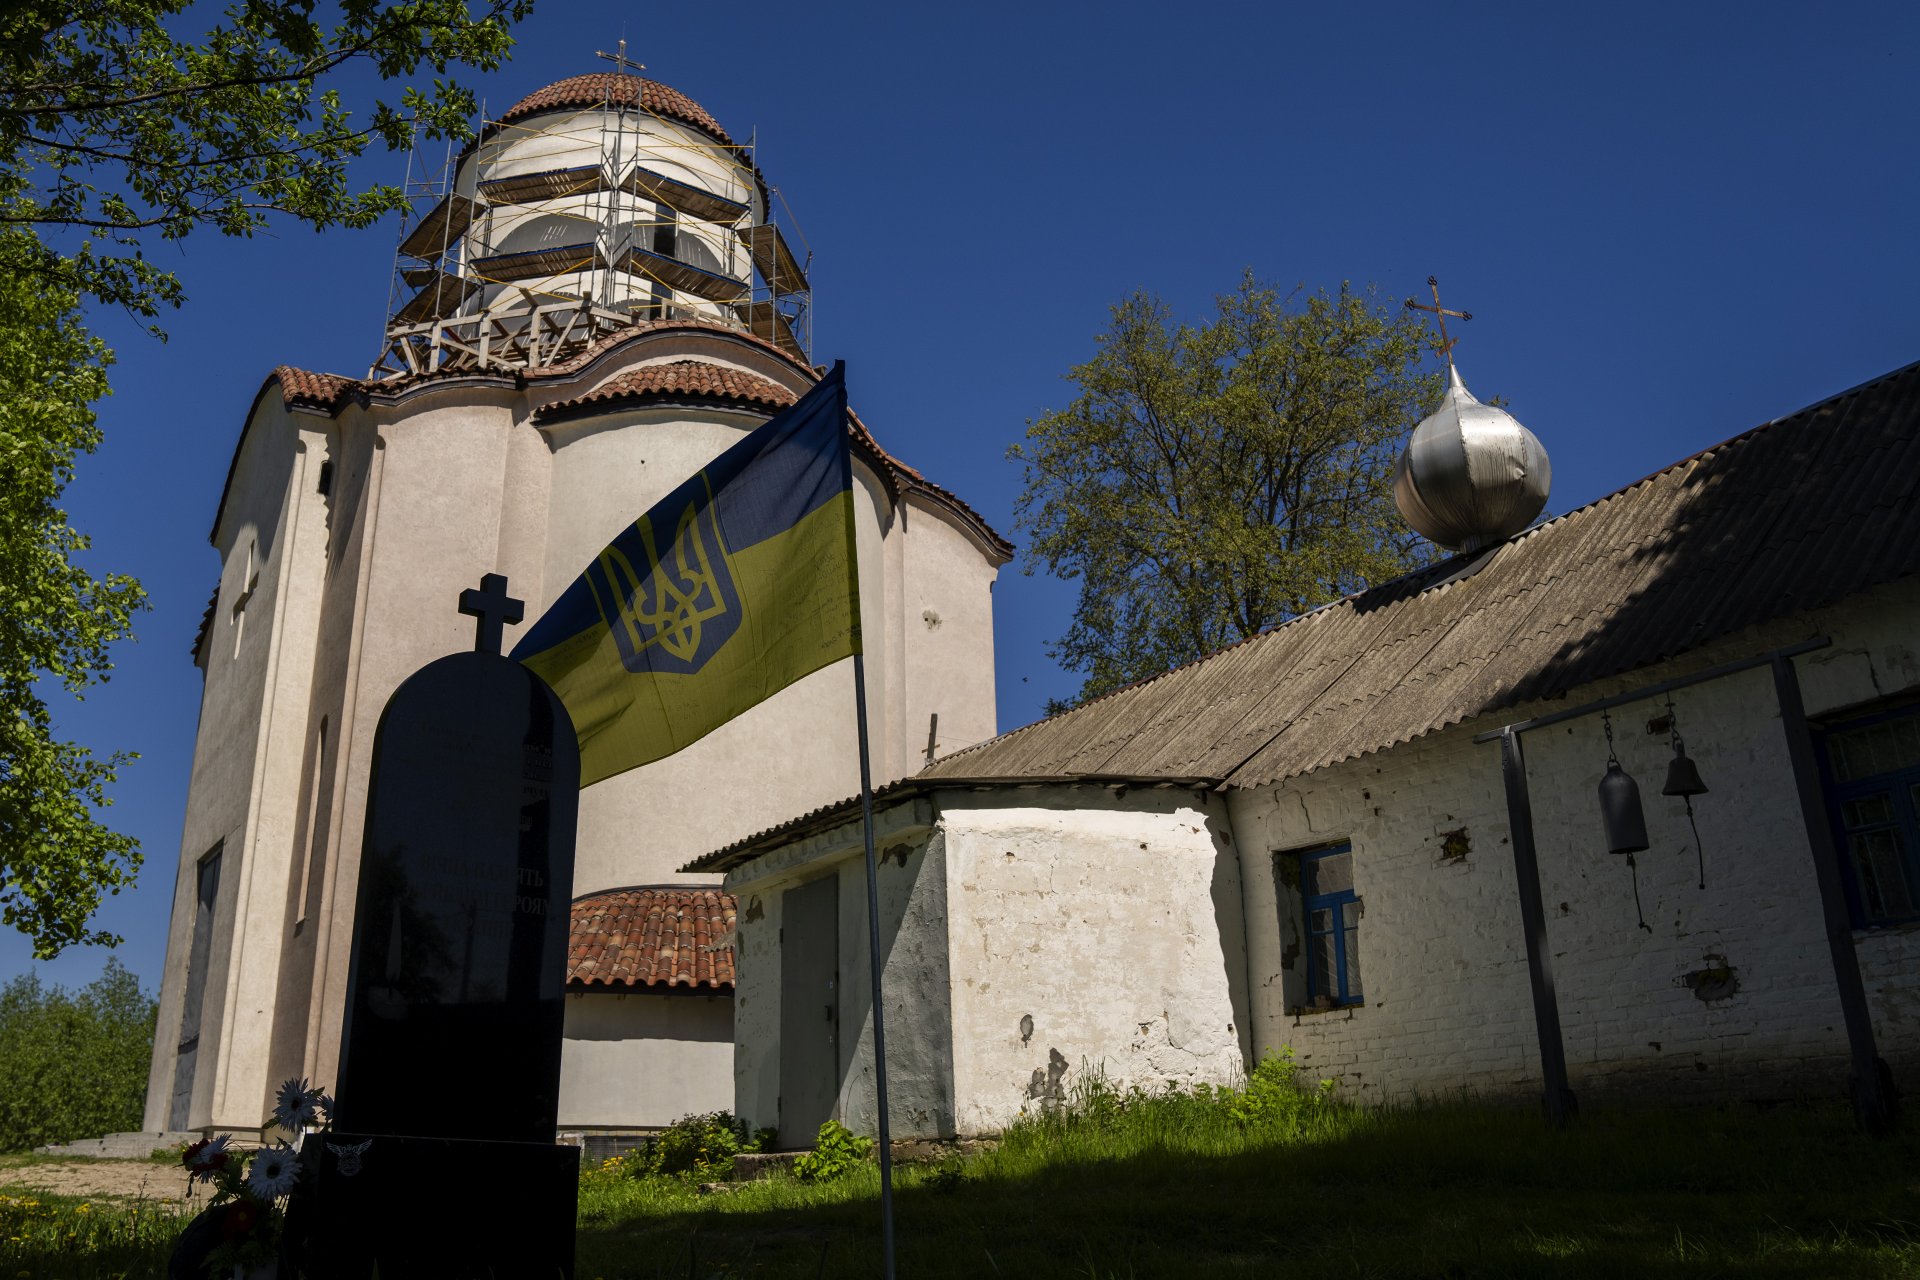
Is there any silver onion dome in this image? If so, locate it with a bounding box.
[1393,364,1551,552]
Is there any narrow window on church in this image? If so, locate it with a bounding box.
[293,718,329,928]
[1299,844,1362,1008]
[1820,702,1920,926]
[652,206,678,259]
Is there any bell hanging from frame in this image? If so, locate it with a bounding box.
[1663,749,1708,798]
[1599,761,1650,854]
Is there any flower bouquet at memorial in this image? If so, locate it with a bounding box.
[171,1078,338,1277]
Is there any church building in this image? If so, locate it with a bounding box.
[706,358,1920,1142]
[143,71,1011,1140]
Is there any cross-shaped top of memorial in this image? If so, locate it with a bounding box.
[458,573,524,656]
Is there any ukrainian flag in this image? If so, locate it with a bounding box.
[511,363,860,786]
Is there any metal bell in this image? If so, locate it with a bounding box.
[1599,761,1650,854]
[1663,751,1708,797]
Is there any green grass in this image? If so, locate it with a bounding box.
[577,1085,1920,1279]
[5,1082,1916,1279]
[0,1187,189,1279]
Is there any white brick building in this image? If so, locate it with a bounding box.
[702,360,1920,1139]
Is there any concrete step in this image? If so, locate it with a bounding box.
[36,1131,199,1160]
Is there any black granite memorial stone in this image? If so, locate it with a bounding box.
[285,575,582,1279]
[333,647,578,1140]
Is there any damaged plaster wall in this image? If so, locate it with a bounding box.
[1234,579,1920,1104]
[724,799,955,1141]
[942,786,1248,1136]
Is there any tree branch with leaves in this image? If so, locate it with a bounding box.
[1012,275,1443,707]
[0,0,531,956]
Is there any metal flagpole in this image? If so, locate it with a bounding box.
[851,651,897,1278]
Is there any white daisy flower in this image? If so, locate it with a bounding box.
[274,1076,321,1131]
[246,1141,300,1200]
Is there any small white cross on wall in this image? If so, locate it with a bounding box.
[231,540,259,658]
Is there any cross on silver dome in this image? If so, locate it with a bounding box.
[1393,278,1551,553]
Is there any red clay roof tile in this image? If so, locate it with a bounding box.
[567,886,736,990]
[539,360,796,417]
[496,74,732,146]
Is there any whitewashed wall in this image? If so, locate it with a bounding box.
[941,789,1249,1135]
[726,786,1251,1141]
[1233,579,1920,1105]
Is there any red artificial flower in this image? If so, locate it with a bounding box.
[221,1198,261,1239]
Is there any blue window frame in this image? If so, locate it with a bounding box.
[1818,702,1920,927]
[1299,844,1362,1007]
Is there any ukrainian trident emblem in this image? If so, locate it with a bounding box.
[585,490,741,675]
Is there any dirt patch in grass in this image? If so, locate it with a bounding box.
[0,1155,194,1205]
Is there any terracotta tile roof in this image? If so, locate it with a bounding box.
[275,365,355,410]
[190,583,218,665]
[919,358,1920,791]
[567,886,736,990]
[496,74,732,146]
[538,360,797,417]
[247,325,1011,563]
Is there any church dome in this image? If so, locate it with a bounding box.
[1393,365,1551,552]
[496,73,734,145]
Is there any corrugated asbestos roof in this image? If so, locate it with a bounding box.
[567,886,735,990]
[922,358,1920,791]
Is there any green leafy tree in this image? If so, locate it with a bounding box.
[0,0,530,956]
[0,957,157,1151]
[1011,275,1444,705]
[0,230,143,956]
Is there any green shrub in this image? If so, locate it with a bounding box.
[1225,1048,1335,1128]
[792,1120,873,1183]
[0,958,155,1152]
[602,1111,773,1183]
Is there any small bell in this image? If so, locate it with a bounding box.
[1599,761,1650,854]
[1663,751,1708,798]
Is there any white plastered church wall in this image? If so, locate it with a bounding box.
[1232,578,1920,1104]
[145,396,334,1132]
[558,992,734,1128]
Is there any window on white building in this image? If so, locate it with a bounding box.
[1298,844,1362,1008]
[1821,701,1920,926]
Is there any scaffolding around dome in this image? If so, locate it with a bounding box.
[369,74,812,379]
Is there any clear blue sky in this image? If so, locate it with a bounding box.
[10,0,1919,994]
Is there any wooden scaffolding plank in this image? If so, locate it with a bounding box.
[736,223,809,294]
[398,194,480,260]
[478,164,607,206]
[620,164,750,226]
[616,246,749,304]
[470,242,600,284]
[732,300,805,361]
[390,273,480,325]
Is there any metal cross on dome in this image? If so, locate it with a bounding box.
[595,38,645,76]
[1404,275,1473,367]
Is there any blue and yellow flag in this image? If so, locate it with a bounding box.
[511,363,860,786]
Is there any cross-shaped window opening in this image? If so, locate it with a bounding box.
[230,539,258,659]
